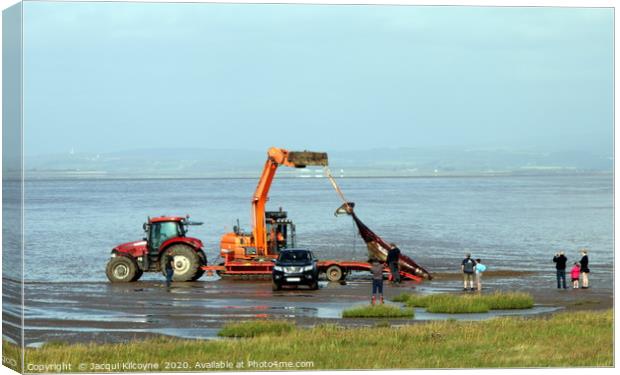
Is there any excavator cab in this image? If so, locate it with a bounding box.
[266,209,296,255]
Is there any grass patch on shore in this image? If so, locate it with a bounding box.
[218,320,294,337]
[342,304,414,318]
[426,296,490,314]
[12,310,613,370]
[2,340,21,372]
[391,292,412,302]
[481,292,533,310]
[395,292,534,314]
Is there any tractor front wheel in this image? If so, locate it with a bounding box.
[161,244,202,282]
[106,256,138,283]
[132,269,143,282]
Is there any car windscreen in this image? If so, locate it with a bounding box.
[279,251,310,262]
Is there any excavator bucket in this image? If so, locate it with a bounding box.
[287,151,328,167]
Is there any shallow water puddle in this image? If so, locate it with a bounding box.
[412,305,561,321]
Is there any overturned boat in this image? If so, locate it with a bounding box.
[335,202,433,280]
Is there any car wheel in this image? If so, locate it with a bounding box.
[272,281,281,291]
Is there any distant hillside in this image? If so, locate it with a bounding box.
[24,147,613,179]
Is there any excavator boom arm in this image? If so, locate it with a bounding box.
[252,147,328,255]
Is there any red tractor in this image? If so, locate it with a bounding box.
[105,216,207,282]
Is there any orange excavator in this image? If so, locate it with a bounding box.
[204,146,429,282]
[212,147,328,274]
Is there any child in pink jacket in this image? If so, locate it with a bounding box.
[570,262,581,289]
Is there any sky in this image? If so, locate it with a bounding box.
[21,2,613,155]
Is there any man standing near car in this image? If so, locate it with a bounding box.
[387,243,401,284]
[553,251,568,289]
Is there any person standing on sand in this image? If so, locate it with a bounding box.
[475,258,486,292]
[461,253,476,291]
[553,251,568,289]
[369,258,385,305]
[164,254,175,288]
[387,243,401,284]
[579,249,590,289]
[570,262,581,289]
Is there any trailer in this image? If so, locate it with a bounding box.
[202,260,424,282]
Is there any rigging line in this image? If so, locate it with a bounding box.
[352,219,357,255]
[324,166,357,254]
[324,166,351,208]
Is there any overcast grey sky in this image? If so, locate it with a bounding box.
[22,2,613,155]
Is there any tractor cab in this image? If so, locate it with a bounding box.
[145,217,188,252]
[143,216,203,265]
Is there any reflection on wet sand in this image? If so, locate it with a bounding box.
[3,271,610,347]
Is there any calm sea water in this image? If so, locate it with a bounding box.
[22,174,613,282]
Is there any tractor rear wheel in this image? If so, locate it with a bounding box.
[326,265,343,282]
[190,251,207,281]
[106,256,138,283]
[161,244,201,282]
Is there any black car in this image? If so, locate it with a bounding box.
[272,249,319,291]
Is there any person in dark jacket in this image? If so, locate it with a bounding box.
[553,251,568,289]
[579,249,590,289]
[461,253,476,291]
[386,243,401,284]
[369,258,384,305]
[164,254,175,288]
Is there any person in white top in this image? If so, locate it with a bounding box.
[475,258,486,292]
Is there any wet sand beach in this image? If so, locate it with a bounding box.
[5,175,611,346]
[3,267,612,346]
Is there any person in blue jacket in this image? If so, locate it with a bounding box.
[475,258,486,291]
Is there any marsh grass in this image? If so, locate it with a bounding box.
[342,304,414,318]
[391,293,412,303]
[217,320,294,337]
[426,296,490,313]
[9,310,612,370]
[1,340,21,372]
[481,292,534,310]
[400,292,534,313]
